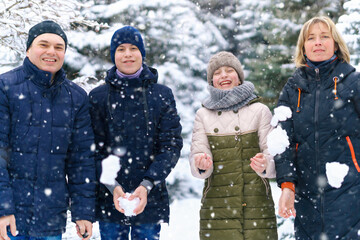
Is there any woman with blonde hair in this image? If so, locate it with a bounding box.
[275,16,360,239]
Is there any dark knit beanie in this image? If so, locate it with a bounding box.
[207,51,245,85]
[110,26,146,64]
[26,20,68,51]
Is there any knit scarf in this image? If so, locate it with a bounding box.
[202,81,258,111]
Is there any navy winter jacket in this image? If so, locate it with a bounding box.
[275,59,360,239]
[0,58,96,237]
[89,65,183,225]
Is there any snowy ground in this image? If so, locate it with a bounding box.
[62,167,295,240]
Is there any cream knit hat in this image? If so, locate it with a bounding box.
[206,51,244,85]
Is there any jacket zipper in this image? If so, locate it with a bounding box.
[314,68,325,234]
[346,136,360,172]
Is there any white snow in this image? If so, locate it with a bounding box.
[118,193,140,217]
[99,155,121,186]
[267,106,292,157]
[326,162,349,188]
[267,126,290,156]
[44,188,52,196]
[271,106,292,127]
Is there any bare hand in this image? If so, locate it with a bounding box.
[194,153,212,170]
[75,220,92,240]
[113,186,125,214]
[0,215,16,240]
[278,188,296,218]
[129,186,148,215]
[250,153,266,173]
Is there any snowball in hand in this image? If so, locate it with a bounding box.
[326,162,349,188]
[118,193,140,217]
[267,126,290,156]
[271,106,292,126]
[100,155,121,185]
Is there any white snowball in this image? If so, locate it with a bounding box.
[267,126,290,156]
[326,162,349,188]
[270,106,292,126]
[118,193,140,217]
[100,155,121,185]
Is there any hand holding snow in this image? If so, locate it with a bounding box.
[271,106,292,126]
[267,126,290,156]
[326,162,349,188]
[100,155,121,185]
[118,193,140,217]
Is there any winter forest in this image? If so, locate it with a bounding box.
[1,0,360,239]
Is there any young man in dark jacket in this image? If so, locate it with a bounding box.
[0,20,96,240]
[89,26,183,240]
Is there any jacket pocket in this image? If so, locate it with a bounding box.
[346,136,360,172]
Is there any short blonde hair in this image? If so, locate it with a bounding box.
[294,16,350,68]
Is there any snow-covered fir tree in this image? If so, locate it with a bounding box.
[337,0,360,69]
[65,0,233,201]
[0,0,107,71]
[184,0,346,107]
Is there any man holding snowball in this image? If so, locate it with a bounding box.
[89,26,183,240]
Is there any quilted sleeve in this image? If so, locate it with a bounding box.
[0,79,15,217]
[189,109,214,179]
[143,86,183,184]
[274,83,298,187]
[256,104,276,179]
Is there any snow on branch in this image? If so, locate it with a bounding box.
[0,0,108,61]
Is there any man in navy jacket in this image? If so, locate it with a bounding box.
[0,20,96,240]
[89,26,183,240]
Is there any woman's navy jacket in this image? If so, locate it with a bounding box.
[0,58,96,237]
[275,59,360,239]
[89,65,183,225]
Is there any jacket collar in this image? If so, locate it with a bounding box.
[105,64,158,89]
[23,57,66,88]
[288,59,355,92]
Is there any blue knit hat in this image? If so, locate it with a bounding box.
[27,20,67,51]
[110,26,146,63]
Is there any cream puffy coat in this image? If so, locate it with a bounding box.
[190,101,275,179]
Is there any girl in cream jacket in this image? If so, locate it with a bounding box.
[190,51,277,240]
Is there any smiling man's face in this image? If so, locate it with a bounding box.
[115,43,143,75]
[26,33,65,78]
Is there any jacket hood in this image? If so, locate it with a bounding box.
[105,64,158,89]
